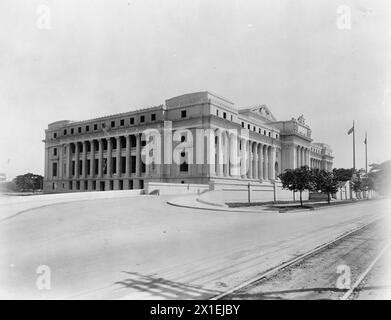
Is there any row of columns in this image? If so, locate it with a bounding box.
[310,158,323,169]
[51,129,279,182]
[296,145,310,168]
[62,134,144,180]
[214,130,278,181]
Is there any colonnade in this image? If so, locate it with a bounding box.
[62,133,145,183]
[213,130,279,181]
[310,158,322,169]
[296,145,310,168]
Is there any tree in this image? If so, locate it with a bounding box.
[13,173,43,192]
[333,168,355,182]
[279,166,312,207]
[312,169,339,203]
[351,176,363,199]
[368,160,391,197]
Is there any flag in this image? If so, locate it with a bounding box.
[347,126,354,135]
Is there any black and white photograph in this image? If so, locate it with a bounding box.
[1,0,391,306]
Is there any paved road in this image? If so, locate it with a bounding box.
[225,218,391,300]
[0,195,389,299]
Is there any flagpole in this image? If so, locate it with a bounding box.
[353,120,356,171]
[365,131,368,174]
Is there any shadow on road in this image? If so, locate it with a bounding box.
[114,271,220,299]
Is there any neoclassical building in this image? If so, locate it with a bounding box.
[43,91,333,193]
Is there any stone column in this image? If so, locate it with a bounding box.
[90,140,95,177]
[136,133,141,176]
[306,148,310,166]
[253,143,258,180]
[248,141,253,179]
[264,146,269,180]
[58,145,63,179]
[81,141,87,178]
[98,139,103,178]
[258,144,263,181]
[270,146,276,180]
[240,138,247,178]
[44,146,49,179]
[107,138,112,177]
[298,146,302,168]
[223,133,229,177]
[67,143,72,178]
[125,135,131,177]
[292,145,297,169]
[216,131,223,177]
[116,136,121,177]
[209,130,216,177]
[75,142,80,178]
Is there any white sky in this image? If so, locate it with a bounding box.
[1,0,390,179]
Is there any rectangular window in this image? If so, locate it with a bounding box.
[52,162,58,177]
[111,121,115,128]
[247,124,250,130]
[63,129,67,135]
[121,157,126,174]
[94,124,98,130]
[151,113,156,121]
[140,115,145,123]
[241,122,244,128]
[131,156,136,173]
[53,133,57,138]
[112,157,117,174]
[180,162,188,172]
[86,125,89,132]
[223,112,227,119]
[53,148,57,156]
[216,109,219,116]
[120,119,124,126]
[92,181,96,190]
[78,127,81,133]
[86,160,90,174]
[253,126,256,132]
[268,132,271,137]
[84,181,88,190]
[71,128,74,134]
[76,181,80,190]
[119,180,123,190]
[69,181,72,190]
[181,110,187,118]
[94,159,99,175]
[130,117,134,125]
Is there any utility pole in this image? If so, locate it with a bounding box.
[348,121,356,171]
[352,120,356,171]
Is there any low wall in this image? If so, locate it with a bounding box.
[206,179,309,204]
[145,182,209,195]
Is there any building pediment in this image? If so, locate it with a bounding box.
[239,104,277,123]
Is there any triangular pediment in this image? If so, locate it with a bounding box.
[249,105,277,122]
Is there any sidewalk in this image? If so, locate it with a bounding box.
[167,192,373,213]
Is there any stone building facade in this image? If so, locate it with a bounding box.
[43,91,333,193]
